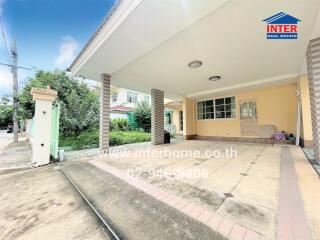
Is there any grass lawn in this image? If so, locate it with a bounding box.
[59,129,151,150]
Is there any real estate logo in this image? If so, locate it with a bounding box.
[263,12,301,39]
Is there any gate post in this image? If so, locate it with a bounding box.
[31,86,57,166]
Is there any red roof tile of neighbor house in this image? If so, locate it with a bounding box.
[111,105,133,112]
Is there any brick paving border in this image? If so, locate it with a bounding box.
[277,147,312,240]
[89,159,270,240]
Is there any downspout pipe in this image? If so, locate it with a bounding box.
[296,89,301,146]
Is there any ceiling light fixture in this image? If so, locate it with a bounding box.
[188,60,202,68]
[209,76,221,81]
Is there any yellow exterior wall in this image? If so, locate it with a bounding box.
[196,84,297,138]
[299,75,313,143]
[183,98,196,137]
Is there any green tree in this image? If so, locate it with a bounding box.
[0,95,13,128]
[19,70,100,135]
[133,100,151,132]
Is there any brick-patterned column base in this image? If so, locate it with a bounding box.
[151,89,164,145]
[307,37,320,163]
[99,73,110,152]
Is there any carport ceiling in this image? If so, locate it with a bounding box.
[70,0,320,99]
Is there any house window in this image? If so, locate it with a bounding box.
[197,100,214,120]
[197,97,236,120]
[179,111,183,131]
[127,91,137,103]
[240,101,257,119]
[111,93,117,102]
[144,95,150,103]
[165,112,172,124]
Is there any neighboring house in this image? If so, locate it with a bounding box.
[110,105,132,120]
[68,1,320,160]
[110,87,150,120]
[164,101,183,136]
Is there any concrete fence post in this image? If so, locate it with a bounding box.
[30,87,57,166]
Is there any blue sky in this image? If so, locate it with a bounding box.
[0,0,116,97]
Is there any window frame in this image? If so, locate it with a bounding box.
[127,91,138,103]
[144,95,150,103]
[111,93,118,102]
[179,111,183,131]
[197,96,236,120]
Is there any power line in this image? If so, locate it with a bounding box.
[0,18,12,65]
[0,62,32,70]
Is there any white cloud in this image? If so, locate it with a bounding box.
[55,36,79,69]
[0,67,33,97]
[0,66,12,91]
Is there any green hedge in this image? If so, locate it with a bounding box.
[109,131,151,146]
[59,129,151,150]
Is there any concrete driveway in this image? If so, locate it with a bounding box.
[89,140,320,240]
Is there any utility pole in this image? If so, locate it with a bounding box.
[0,40,30,143]
[11,39,18,143]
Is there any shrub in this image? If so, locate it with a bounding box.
[110,118,131,131]
[59,128,99,150]
[19,70,99,136]
[109,131,151,146]
[133,101,151,132]
[59,129,151,150]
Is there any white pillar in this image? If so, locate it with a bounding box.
[296,89,301,146]
[31,87,57,166]
[99,73,111,152]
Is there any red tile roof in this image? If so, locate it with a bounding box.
[111,105,133,112]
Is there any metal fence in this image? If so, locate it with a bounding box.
[50,103,60,159]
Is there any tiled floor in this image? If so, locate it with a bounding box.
[88,140,319,240]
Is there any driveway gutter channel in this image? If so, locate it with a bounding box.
[59,165,123,240]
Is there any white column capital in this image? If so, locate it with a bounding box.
[31,87,57,102]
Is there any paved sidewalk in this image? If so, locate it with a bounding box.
[0,165,107,240]
[0,130,12,155]
[0,137,33,175]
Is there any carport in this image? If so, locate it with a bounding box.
[69,0,320,163]
[67,1,320,239]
